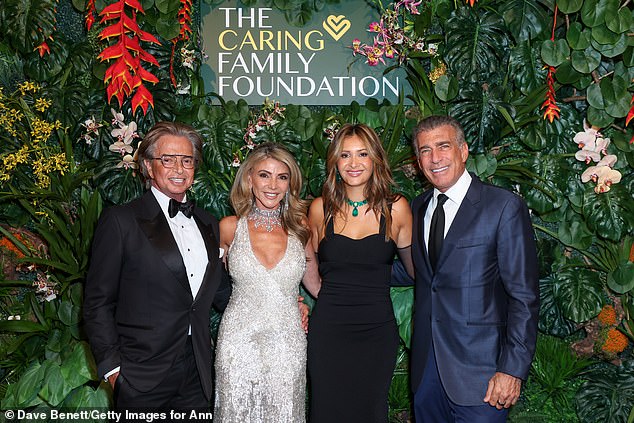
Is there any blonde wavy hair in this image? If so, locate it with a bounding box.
[230,143,310,246]
[322,123,398,241]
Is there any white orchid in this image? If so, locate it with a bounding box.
[81,116,103,135]
[575,142,601,163]
[111,121,138,144]
[111,108,125,127]
[109,141,134,155]
[116,154,138,170]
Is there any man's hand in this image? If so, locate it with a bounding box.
[298,296,310,334]
[107,372,120,390]
[483,372,521,409]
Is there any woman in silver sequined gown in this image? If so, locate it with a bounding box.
[214,143,321,423]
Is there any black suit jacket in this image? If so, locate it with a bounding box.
[410,175,539,406]
[83,191,231,399]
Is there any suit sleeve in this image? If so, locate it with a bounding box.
[83,207,124,379]
[495,196,539,380]
[213,269,232,312]
[209,215,232,312]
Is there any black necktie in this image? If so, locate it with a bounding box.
[428,194,448,272]
[168,198,194,218]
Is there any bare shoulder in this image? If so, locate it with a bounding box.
[308,197,325,222]
[391,195,412,217]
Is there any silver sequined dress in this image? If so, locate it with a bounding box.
[214,218,307,422]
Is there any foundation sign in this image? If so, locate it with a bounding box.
[200,1,411,105]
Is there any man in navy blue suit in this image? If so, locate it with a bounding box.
[410,115,539,422]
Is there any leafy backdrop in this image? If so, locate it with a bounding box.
[0,0,633,422]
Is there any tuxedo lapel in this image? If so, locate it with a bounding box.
[136,192,191,296]
[192,209,219,302]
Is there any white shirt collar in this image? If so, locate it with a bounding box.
[151,186,188,219]
[433,169,471,206]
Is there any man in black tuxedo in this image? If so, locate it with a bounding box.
[83,121,231,413]
[410,116,539,422]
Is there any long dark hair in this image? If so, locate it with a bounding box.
[322,123,397,241]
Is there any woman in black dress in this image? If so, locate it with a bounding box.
[307,123,414,422]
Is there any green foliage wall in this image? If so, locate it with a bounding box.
[0,0,633,422]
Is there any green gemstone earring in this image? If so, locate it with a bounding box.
[346,198,368,217]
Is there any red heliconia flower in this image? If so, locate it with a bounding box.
[85,0,97,31]
[541,66,560,123]
[625,94,634,127]
[466,0,477,6]
[169,0,194,87]
[542,6,560,123]
[34,40,51,57]
[97,0,161,115]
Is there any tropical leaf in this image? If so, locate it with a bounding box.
[583,184,634,242]
[509,41,544,95]
[551,268,604,323]
[538,274,582,337]
[530,334,593,410]
[443,8,510,82]
[566,22,592,50]
[576,363,634,423]
[448,84,515,153]
[581,0,609,27]
[1,0,58,54]
[499,0,550,42]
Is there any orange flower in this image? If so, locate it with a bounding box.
[465,0,477,6]
[97,0,160,115]
[597,305,617,326]
[541,66,560,123]
[625,94,634,127]
[0,234,26,259]
[601,328,628,354]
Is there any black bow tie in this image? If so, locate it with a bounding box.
[168,198,194,218]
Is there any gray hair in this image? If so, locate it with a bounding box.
[411,115,466,157]
[137,121,203,185]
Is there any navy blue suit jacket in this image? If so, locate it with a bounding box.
[410,175,539,406]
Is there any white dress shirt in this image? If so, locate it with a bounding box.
[424,170,472,249]
[151,186,208,301]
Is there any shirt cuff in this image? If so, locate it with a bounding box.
[103,366,120,382]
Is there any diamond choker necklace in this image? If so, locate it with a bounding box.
[248,205,282,232]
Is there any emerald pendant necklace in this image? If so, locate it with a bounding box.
[346,198,368,217]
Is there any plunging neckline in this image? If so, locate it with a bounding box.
[245,219,289,271]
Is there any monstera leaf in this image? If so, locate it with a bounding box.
[444,7,511,82]
[449,84,515,153]
[583,184,634,242]
[557,213,593,250]
[538,274,579,337]
[1,0,57,54]
[550,268,603,323]
[499,0,550,42]
[576,363,634,423]
[509,41,544,95]
[518,154,565,214]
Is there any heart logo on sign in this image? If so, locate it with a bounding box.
[322,15,351,41]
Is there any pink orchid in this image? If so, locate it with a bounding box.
[351,38,362,55]
[368,22,383,33]
[395,0,423,15]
